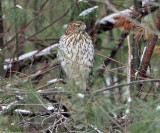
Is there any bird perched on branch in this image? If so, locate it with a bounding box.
[58,21,94,90]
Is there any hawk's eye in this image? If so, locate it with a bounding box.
[76,25,80,28]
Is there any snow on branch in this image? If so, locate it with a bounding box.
[1,101,18,111]
[78,0,88,2]
[89,124,103,133]
[16,5,23,10]
[47,78,62,84]
[36,44,58,56]
[15,109,31,114]
[77,93,85,99]
[99,7,133,24]
[142,0,156,7]
[79,6,98,17]
[4,43,58,70]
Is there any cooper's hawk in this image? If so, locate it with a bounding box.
[58,21,94,90]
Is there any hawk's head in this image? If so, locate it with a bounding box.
[65,21,86,35]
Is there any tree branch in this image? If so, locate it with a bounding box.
[97,3,158,32]
[104,31,129,66]
[94,79,160,94]
[138,7,160,78]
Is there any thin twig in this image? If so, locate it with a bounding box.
[94,79,160,94]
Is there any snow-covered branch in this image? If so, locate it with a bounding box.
[4,43,58,70]
[98,7,133,24]
[97,0,158,31]
[79,6,98,17]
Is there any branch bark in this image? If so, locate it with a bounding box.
[104,31,129,66]
[138,7,160,78]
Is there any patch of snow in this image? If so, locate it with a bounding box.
[141,46,147,62]
[99,7,133,24]
[47,78,60,84]
[79,6,98,17]
[155,82,159,87]
[36,43,58,56]
[105,78,111,86]
[114,75,118,82]
[77,93,85,99]
[16,5,23,10]
[31,70,41,77]
[4,50,38,63]
[4,58,13,62]
[63,24,68,29]
[127,97,132,103]
[37,90,42,93]
[156,106,160,110]
[47,104,55,111]
[142,0,155,7]
[125,109,130,114]
[122,115,126,119]
[89,124,103,133]
[6,83,12,88]
[61,109,64,112]
[2,101,18,110]
[78,0,88,2]
[135,71,138,77]
[16,95,24,100]
[112,112,117,119]
[55,87,63,89]
[19,50,38,60]
[3,64,12,70]
[2,15,5,19]
[15,109,31,114]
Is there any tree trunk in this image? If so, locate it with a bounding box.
[0,0,4,77]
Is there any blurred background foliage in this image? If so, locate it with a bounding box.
[0,0,160,132]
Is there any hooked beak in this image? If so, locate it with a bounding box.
[81,25,87,31]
